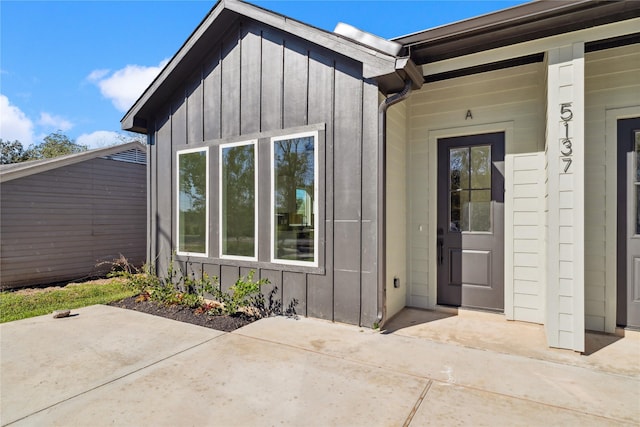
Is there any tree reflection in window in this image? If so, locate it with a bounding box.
[221,142,255,258]
[178,149,207,254]
[449,145,491,232]
[273,134,315,263]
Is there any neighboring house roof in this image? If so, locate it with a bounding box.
[121,0,420,134]
[393,0,640,64]
[0,141,146,183]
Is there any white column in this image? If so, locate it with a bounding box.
[545,43,585,352]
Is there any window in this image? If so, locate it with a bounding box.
[177,147,209,256]
[220,141,257,259]
[449,145,491,232]
[271,131,318,266]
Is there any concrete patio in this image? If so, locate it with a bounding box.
[1,305,638,426]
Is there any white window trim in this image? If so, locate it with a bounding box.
[176,146,209,258]
[270,130,319,267]
[219,140,258,261]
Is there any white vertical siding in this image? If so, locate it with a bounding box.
[505,153,545,323]
[407,62,545,310]
[544,43,586,352]
[585,44,640,332]
[386,99,408,320]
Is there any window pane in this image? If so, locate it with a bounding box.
[470,190,491,232]
[450,147,469,190]
[454,190,470,232]
[450,191,463,232]
[274,135,315,263]
[178,150,207,254]
[470,145,491,189]
[221,144,255,257]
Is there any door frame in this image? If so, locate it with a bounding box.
[425,122,513,311]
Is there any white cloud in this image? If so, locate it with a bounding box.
[89,59,169,112]
[86,69,110,82]
[38,112,73,132]
[76,130,124,149]
[0,94,35,145]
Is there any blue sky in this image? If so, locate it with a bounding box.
[1,0,527,149]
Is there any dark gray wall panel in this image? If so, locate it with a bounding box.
[360,271,377,327]
[333,221,361,272]
[171,94,187,148]
[221,265,240,293]
[186,261,203,282]
[240,25,262,134]
[283,271,307,316]
[203,51,222,140]
[308,51,334,223]
[283,39,309,128]
[333,270,361,324]
[221,29,241,138]
[333,61,363,221]
[155,109,173,276]
[187,70,203,144]
[360,81,380,326]
[259,269,283,308]
[307,271,333,320]
[203,263,222,293]
[260,30,283,131]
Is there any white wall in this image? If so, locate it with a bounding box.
[505,153,546,323]
[407,62,545,311]
[386,100,408,320]
[584,44,640,333]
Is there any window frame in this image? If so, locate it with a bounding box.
[270,130,319,267]
[176,146,210,258]
[219,139,259,261]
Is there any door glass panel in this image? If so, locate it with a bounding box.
[470,190,491,232]
[450,191,462,231]
[470,145,491,189]
[459,191,471,232]
[450,148,469,191]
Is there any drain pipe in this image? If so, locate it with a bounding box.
[376,79,413,328]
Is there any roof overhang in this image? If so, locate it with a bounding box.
[121,0,402,134]
[394,0,640,65]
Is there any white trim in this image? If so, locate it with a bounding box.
[176,146,209,258]
[427,121,514,311]
[219,139,258,261]
[270,130,319,267]
[605,105,640,333]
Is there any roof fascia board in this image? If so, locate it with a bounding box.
[395,1,592,45]
[0,142,145,183]
[123,0,397,132]
[423,17,640,77]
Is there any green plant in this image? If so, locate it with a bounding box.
[210,271,269,315]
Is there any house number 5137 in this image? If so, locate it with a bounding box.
[560,103,573,173]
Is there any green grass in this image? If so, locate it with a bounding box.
[0,280,137,323]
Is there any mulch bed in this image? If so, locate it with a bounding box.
[108,296,256,332]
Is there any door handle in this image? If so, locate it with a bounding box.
[437,227,444,265]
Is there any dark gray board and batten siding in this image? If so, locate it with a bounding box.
[148,18,380,326]
[1,158,146,289]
